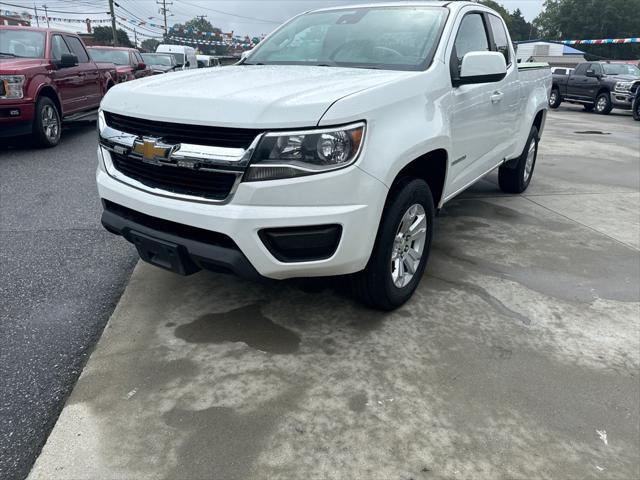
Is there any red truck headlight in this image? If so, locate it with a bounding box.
[0,75,26,99]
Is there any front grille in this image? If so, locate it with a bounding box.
[104,112,261,149]
[110,151,237,200]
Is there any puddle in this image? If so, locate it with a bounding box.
[174,304,301,354]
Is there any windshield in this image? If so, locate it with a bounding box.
[168,53,185,66]
[603,63,640,76]
[142,54,173,66]
[0,30,45,58]
[246,6,448,71]
[89,48,130,65]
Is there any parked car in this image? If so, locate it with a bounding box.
[0,26,116,147]
[550,66,573,76]
[96,2,550,310]
[550,61,640,114]
[87,46,152,83]
[156,45,197,70]
[196,55,221,68]
[141,53,178,74]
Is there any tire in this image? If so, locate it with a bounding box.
[583,104,595,112]
[594,92,613,115]
[633,95,640,121]
[351,178,435,311]
[498,126,539,194]
[32,96,61,148]
[549,88,562,109]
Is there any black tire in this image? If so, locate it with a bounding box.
[498,126,539,194]
[549,88,562,109]
[633,95,640,121]
[351,178,435,311]
[583,104,595,112]
[32,96,61,148]
[594,92,613,115]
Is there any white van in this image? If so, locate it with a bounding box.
[156,45,197,70]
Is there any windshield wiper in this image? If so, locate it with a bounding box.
[0,52,20,58]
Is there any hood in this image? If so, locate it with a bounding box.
[150,65,175,73]
[607,74,640,82]
[101,65,411,128]
[0,57,46,74]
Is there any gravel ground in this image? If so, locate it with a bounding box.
[0,124,137,480]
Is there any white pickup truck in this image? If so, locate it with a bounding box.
[97,1,550,310]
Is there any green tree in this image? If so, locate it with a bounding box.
[170,17,227,55]
[479,1,537,42]
[92,26,133,47]
[534,0,640,60]
[140,38,160,52]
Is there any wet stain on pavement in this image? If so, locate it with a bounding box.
[348,392,368,413]
[174,304,301,354]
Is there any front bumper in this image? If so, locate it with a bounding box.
[0,102,35,138]
[611,91,634,109]
[97,147,388,280]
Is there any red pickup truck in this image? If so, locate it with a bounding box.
[0,26,116,147]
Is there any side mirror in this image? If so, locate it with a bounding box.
[185,61,190,67]
[136,62,146,70]
[454,51,507,87]
[586,70,597,78]
[59,53,78,68]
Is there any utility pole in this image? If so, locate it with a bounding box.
[156,0,172,38]
[133,28,138,48]
[108,0,118,46]
[33,3,40,27]
[42,4,49,28]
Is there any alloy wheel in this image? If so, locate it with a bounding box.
[390,204,427,288]
[42,104,60,142]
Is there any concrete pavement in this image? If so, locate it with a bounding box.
[29,107,640,480]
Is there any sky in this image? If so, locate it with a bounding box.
[2,0,545,38]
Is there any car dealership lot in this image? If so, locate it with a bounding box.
[2,106,638,480]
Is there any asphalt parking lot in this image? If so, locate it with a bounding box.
[3,105,640,480]
[0,123,138,480]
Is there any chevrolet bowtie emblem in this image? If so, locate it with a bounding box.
[132,137,177,165]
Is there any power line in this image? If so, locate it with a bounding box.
[0,0,107,14]
[173,0,281,24]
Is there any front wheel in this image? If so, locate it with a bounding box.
[595,93,613,115]
[32,96,61,147]
[498,126,539,194]
[633,95,640,121]
[351,178,435,311]
[549,88,562,109]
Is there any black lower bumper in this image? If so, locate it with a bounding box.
[0,120,33,138]
[101,200,261,281]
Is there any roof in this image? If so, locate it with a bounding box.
[311,1,468,13]
[563,45,586,55]
[86,46,137,51]
[0,25,70,35]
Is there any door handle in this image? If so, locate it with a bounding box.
[491,91,504,103]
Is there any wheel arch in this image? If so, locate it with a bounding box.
[36,85,62,117]
[388,149,448,209]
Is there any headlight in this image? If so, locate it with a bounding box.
[615,81,633,92]
[0,75,26,99]
[97,110,106,135]
[244,122,365,181]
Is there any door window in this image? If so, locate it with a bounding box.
[488,14,511,66]
[64,36,90,63]
[51,35,71,61]
[451,13,490,77]
[574,63,589,76]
